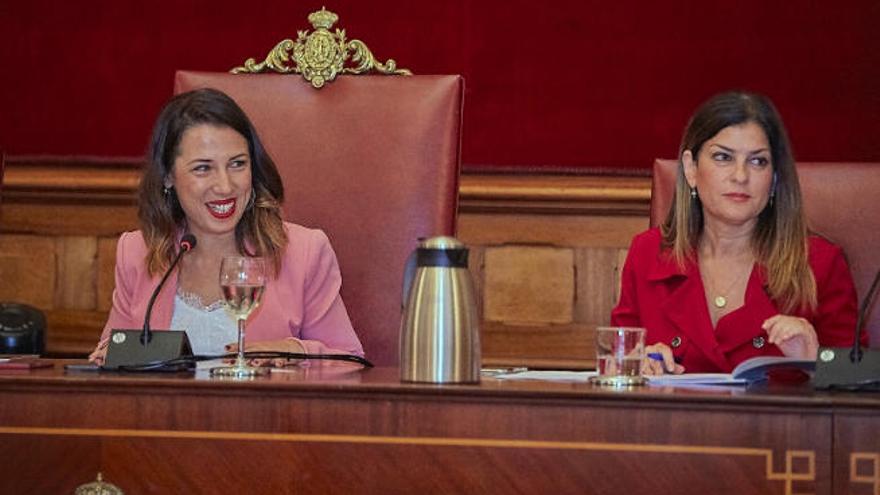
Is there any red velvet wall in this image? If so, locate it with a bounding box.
[2,1,878,169]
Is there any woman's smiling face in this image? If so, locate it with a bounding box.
[165,124,252,240]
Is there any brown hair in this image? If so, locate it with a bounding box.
[139,88,287,275]
[661,91,816,312]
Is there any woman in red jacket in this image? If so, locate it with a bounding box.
[611,92,859,374]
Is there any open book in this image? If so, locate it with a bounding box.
[646,356,815,386]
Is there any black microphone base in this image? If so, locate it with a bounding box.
[814,347,880,390]
[103,329,194,371]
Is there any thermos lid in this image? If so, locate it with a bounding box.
[417,236,468,268]
[419,236,465,249]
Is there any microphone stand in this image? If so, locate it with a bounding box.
[814,269,880,390]
[103,236,197,371]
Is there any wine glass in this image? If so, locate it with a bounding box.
[211,256,268,377]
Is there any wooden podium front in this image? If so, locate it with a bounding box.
[0,363,878,494]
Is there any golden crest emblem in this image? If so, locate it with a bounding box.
[231,7,411,88]
[74,472,124,495]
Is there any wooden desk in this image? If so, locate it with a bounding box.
[0,362,878,494]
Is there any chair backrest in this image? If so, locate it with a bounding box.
[175,72,463,366]
[650,158,880,346]
[0,149,4,203]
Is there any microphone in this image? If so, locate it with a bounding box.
[142,234,196,345]
[103,234,197,371]
[814,268,880,390]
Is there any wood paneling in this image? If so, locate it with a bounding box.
[483,245,575,325]
[4,365,876,494]
[460,174,649,367]
[574,247,627,325]
[834,411,880,495]
[97,237,118,312]
[0,157,651,364]
[0,234,56,309]
[458,213,646,248]
[54,236,97,310]
[45,310,112,356]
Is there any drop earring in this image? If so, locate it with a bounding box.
[247,187,256,210]
[769,172,777,208]
[690,187,697,200]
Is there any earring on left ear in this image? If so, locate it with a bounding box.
[246,187,256,210]
[769,172,777,208]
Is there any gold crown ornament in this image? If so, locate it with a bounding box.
[231,7,412,88]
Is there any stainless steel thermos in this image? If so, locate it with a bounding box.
[399,236,480,383]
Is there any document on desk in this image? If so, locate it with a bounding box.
[493,370,597,382]
[646,356,813,386]
[645,373,747,386]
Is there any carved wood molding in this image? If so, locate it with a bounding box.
[459,173,652,215]
[2,156,653,214]
[2,156,142,204]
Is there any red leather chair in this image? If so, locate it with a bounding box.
[651,158,880,346]
[175,72,463,366]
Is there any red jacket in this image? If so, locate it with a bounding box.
[611,228,860,373]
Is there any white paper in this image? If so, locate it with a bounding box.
[493,370,597,382]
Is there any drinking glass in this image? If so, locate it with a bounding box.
[591,326,647,386]
[211,256,268,377]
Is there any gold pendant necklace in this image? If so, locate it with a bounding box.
[704,256,753,311]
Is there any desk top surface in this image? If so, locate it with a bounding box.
[1,359,878,411]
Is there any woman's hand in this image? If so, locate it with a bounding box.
[642,343,685,375]
[88,340,109,365]
[226,339,306,368]
[762,315,819,360]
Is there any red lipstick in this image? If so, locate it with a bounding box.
[206,198,236,219]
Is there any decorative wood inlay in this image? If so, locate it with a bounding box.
[0,426,815,494]
[851,453,880,495]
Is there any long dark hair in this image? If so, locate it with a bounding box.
[139,88,287,275]
[661,91,815,312]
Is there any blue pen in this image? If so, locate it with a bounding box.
[647,352,679,372]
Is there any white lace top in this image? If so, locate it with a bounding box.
[170,288,237,357]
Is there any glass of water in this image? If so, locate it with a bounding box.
[591,326,646,386]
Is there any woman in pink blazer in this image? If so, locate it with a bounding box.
[89,88,363,366]
[611,92,859,374]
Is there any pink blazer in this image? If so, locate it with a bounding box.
[611,228,860,373]
[97,222,364,357]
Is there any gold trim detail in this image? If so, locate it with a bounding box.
[230,7,412,88]
[2,426,814,494]
[851,452,880,495]
[771,450,815,495]
[75,472,124,495]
